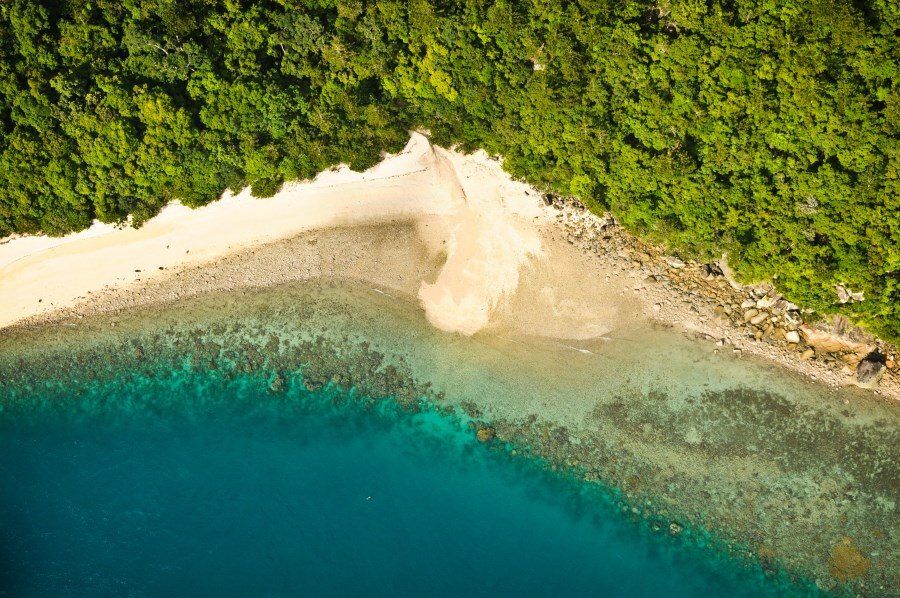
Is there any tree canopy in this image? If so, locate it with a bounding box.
[0,0,897,340]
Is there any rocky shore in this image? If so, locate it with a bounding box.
[544,196,898,401]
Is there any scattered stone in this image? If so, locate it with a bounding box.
[783,311,802,328]
[756,296,778,309]
[785,330,801,344]
[703,263,724,277]
[750,312,769,326]
[668,522,683,536]
[743,309,759,322]
[856,352,886,387]
[834,284,864,304]
[800,348,815,360]
[666,257,686,269]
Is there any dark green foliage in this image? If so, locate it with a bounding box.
[0,0,897,340]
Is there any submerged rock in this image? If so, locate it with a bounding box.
[828,537,871,582]
[268,372,287,394]
[476,426,495,443]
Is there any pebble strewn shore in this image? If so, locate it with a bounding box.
[545,196,898,400]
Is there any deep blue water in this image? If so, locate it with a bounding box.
[0,368,802,597]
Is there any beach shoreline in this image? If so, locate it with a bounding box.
[1,135,896,401]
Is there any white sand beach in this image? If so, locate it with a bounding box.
[0,133,570,335]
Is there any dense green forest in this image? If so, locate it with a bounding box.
[0,0,897,340]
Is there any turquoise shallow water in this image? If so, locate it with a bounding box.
[1,366,800,597]
[2,281,895,594]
